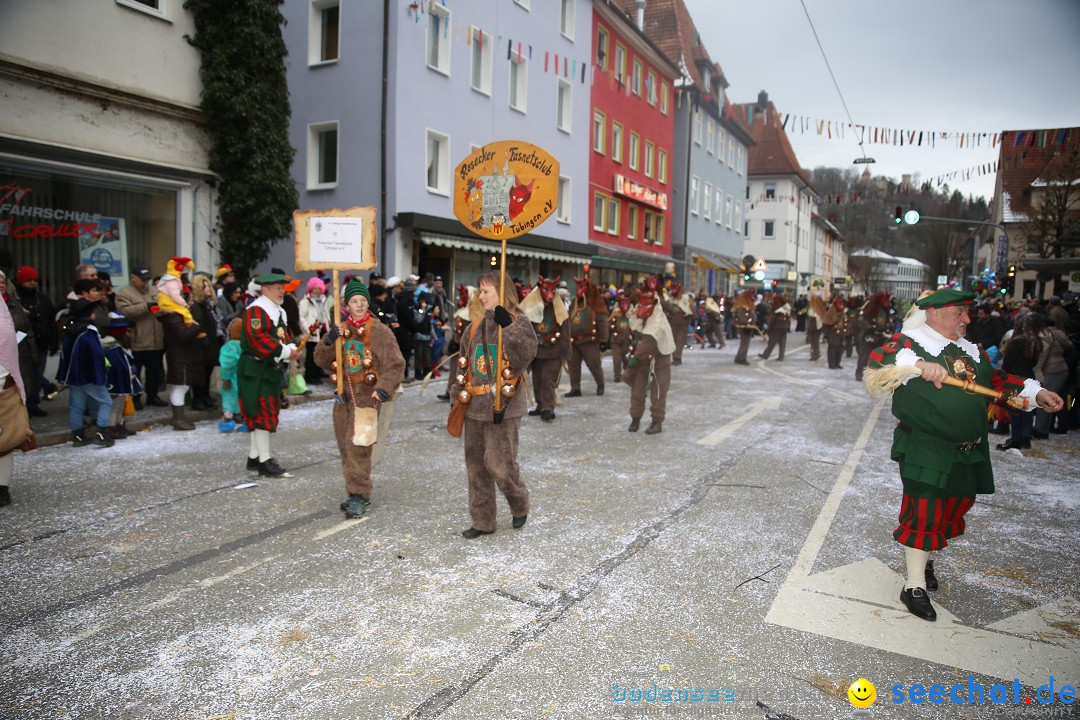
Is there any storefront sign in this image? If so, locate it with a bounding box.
[613,174,668,211]
[453,140,560,240]
[79,217,129,282]
[293,206,377,271]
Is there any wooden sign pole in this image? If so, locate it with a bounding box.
[332,269,344,397]
[493,237,508,423]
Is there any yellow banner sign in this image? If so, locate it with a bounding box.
[453,140,560,241]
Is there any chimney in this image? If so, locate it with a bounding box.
[636,0,646,30]
[757,90,768,111]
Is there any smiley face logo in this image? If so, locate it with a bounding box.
[848,678,876,709]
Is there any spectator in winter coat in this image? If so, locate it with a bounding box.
[2,270,41,418]
[14,265,57,415]
[115,266,167,407]
[299,277,330,384]
[56,279,114,448]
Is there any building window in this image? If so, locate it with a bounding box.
[718,129,725,163]
[614,43,626,83]
[607,197,619,235]
[728,138,735,168]
[690,176,700,215]
[611,122,623,163]
[509,54,528,112]
[557,79,572,133]
[426,129,450,196]
[660,81,669,115]
[644,211,664,245]
[514,0,530,9]
[658,149,667,184]
[765,183,776,200]
[703,182,712,220]
[116,0,166,18]
[737,146,744,175]
[593,111,605,154]
[725,196,733,228]
[307,121,338,189]
[646,71,657,105]
[593,192,607,232]
[644,141,654,178]
[560,0,575,39]
[558,176,571,223]
[471,27,493,95]
[426,4,451,75]
[628,206,638,239]
[714,189,722,224]
[309,1,340,65]
[628,132,640,171]
[744,221,749,236]
[596,26,609,70]
[735,201,742,234]
[706,119,714,154]
[693,109,702,145]
[764,220,775,237]
[632,58,643,96]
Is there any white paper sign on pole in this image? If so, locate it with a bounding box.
[310,216,364,265]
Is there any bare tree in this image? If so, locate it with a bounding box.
[1015,147,1080,259]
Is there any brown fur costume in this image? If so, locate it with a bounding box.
[661,284,693,363]
[314,318,405,499]
[608,305,632,383]
[732,289,758,364]
[568,280,609,393]
[806,292,828,361]
[451,309,537,532]
[522,283,570,414]
[760,293,792,360]
[623,295,675,427]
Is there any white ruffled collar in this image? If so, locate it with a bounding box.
[251,295,285,325]
[905,323,981,363]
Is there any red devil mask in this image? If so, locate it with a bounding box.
[537,275,560,304]
[574,276,589,300]
[643,275,659,293]
[616,293,633,313]
[636,289,658,319]
[668,282,683,298]
[456,283,469,308]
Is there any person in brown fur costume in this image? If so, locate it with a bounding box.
[623,285,675,434]
[732,289,758,365]
[566,275,609,397]
[661,282,693,366]
[314,278,405,519]
[758,292,792,361]
[450,272,537,538]
[822,295,850,370]
[806,278,828,361]
[437,284,483,401]
[608,291,634,383]
[520,275,569,422]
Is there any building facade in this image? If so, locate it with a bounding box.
[276,0,595,288]
[0,0,217,298]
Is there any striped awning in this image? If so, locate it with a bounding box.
[420,233,590,265]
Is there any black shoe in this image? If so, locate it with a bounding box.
[899,587,937,621]
[596,385,604,396]
[734,359,750,366]
[461,527,494,539]
[996,438,1031,451]
[540,410,555,422]
[71,430,90,447]
[0,485,9,507]
[93,430,115,448]
[258,458,286,477]
[436,392,450,401]
[1031,430,1049,440]
[512,514,527,529]
[146,395,169,407]
[758,353,769,360]
[565,389,582,398]
[246,456,261,472]
[280,397,290,409]
[1050,427,1069,435]
[528,407,542,416]
[925,560,938,591]
[645,422,663,435]
[342,494,369,518]
[28,405,48,417]
[989,424,1010,435]
[628,418,640,432]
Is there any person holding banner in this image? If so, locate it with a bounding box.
[451,272,537,538]
[315,278,404,519]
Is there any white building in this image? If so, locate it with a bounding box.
[0,0,218,296]
[849,248,928,301]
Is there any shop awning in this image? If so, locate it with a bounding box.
[589,240,678,272]
[690,249,740,272]
[420,233,590,265]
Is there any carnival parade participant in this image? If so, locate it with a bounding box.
[758,292,791,361]
[865,289,1063,621]
[854,292,891,382]
[806,278,828,361]
[450,271,537,538]
[662,282,693,366]
[521,276,569,422]
[823,295,849,370]
[238,273,296,477]
[565,275,609,397]
[624,284,675,434]
[314,278,405,519]
[608,291,634,384]
[732,289,758,366]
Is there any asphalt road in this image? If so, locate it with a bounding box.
[2,335,1078,720]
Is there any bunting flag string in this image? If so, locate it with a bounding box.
[809,161,1002,206]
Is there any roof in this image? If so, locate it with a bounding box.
[732,99,814,190]
[893,256,928,267]
[850,248,897,262]
[617,0,710,89]
[995,128,1080,225]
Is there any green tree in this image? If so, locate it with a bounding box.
[184,0,298,276]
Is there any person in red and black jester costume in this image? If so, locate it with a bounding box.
[520,275,569,422]
[565,275,609,397]
[731,289,758,366]
[624,283,675,434]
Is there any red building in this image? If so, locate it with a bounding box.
[589,0,679,284]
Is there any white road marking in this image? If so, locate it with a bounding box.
[313,516,369,540]
[696,397,782,447]
[826,387,863,402]
[765,397,1080,687]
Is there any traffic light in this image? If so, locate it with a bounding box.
[771,280,779,289]
[894,206,903,225]
[1002,264,1016,295]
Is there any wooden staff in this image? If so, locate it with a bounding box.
[863,365,1028,410]
[332,269,344,399]
[493,236,508,424]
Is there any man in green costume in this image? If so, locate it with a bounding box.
[868,289,1063,621]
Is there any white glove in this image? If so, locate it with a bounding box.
[279,343,297,361]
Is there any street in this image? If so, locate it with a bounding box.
[2,335,1078,720]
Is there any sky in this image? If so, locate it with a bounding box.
[683,0,1080,203]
